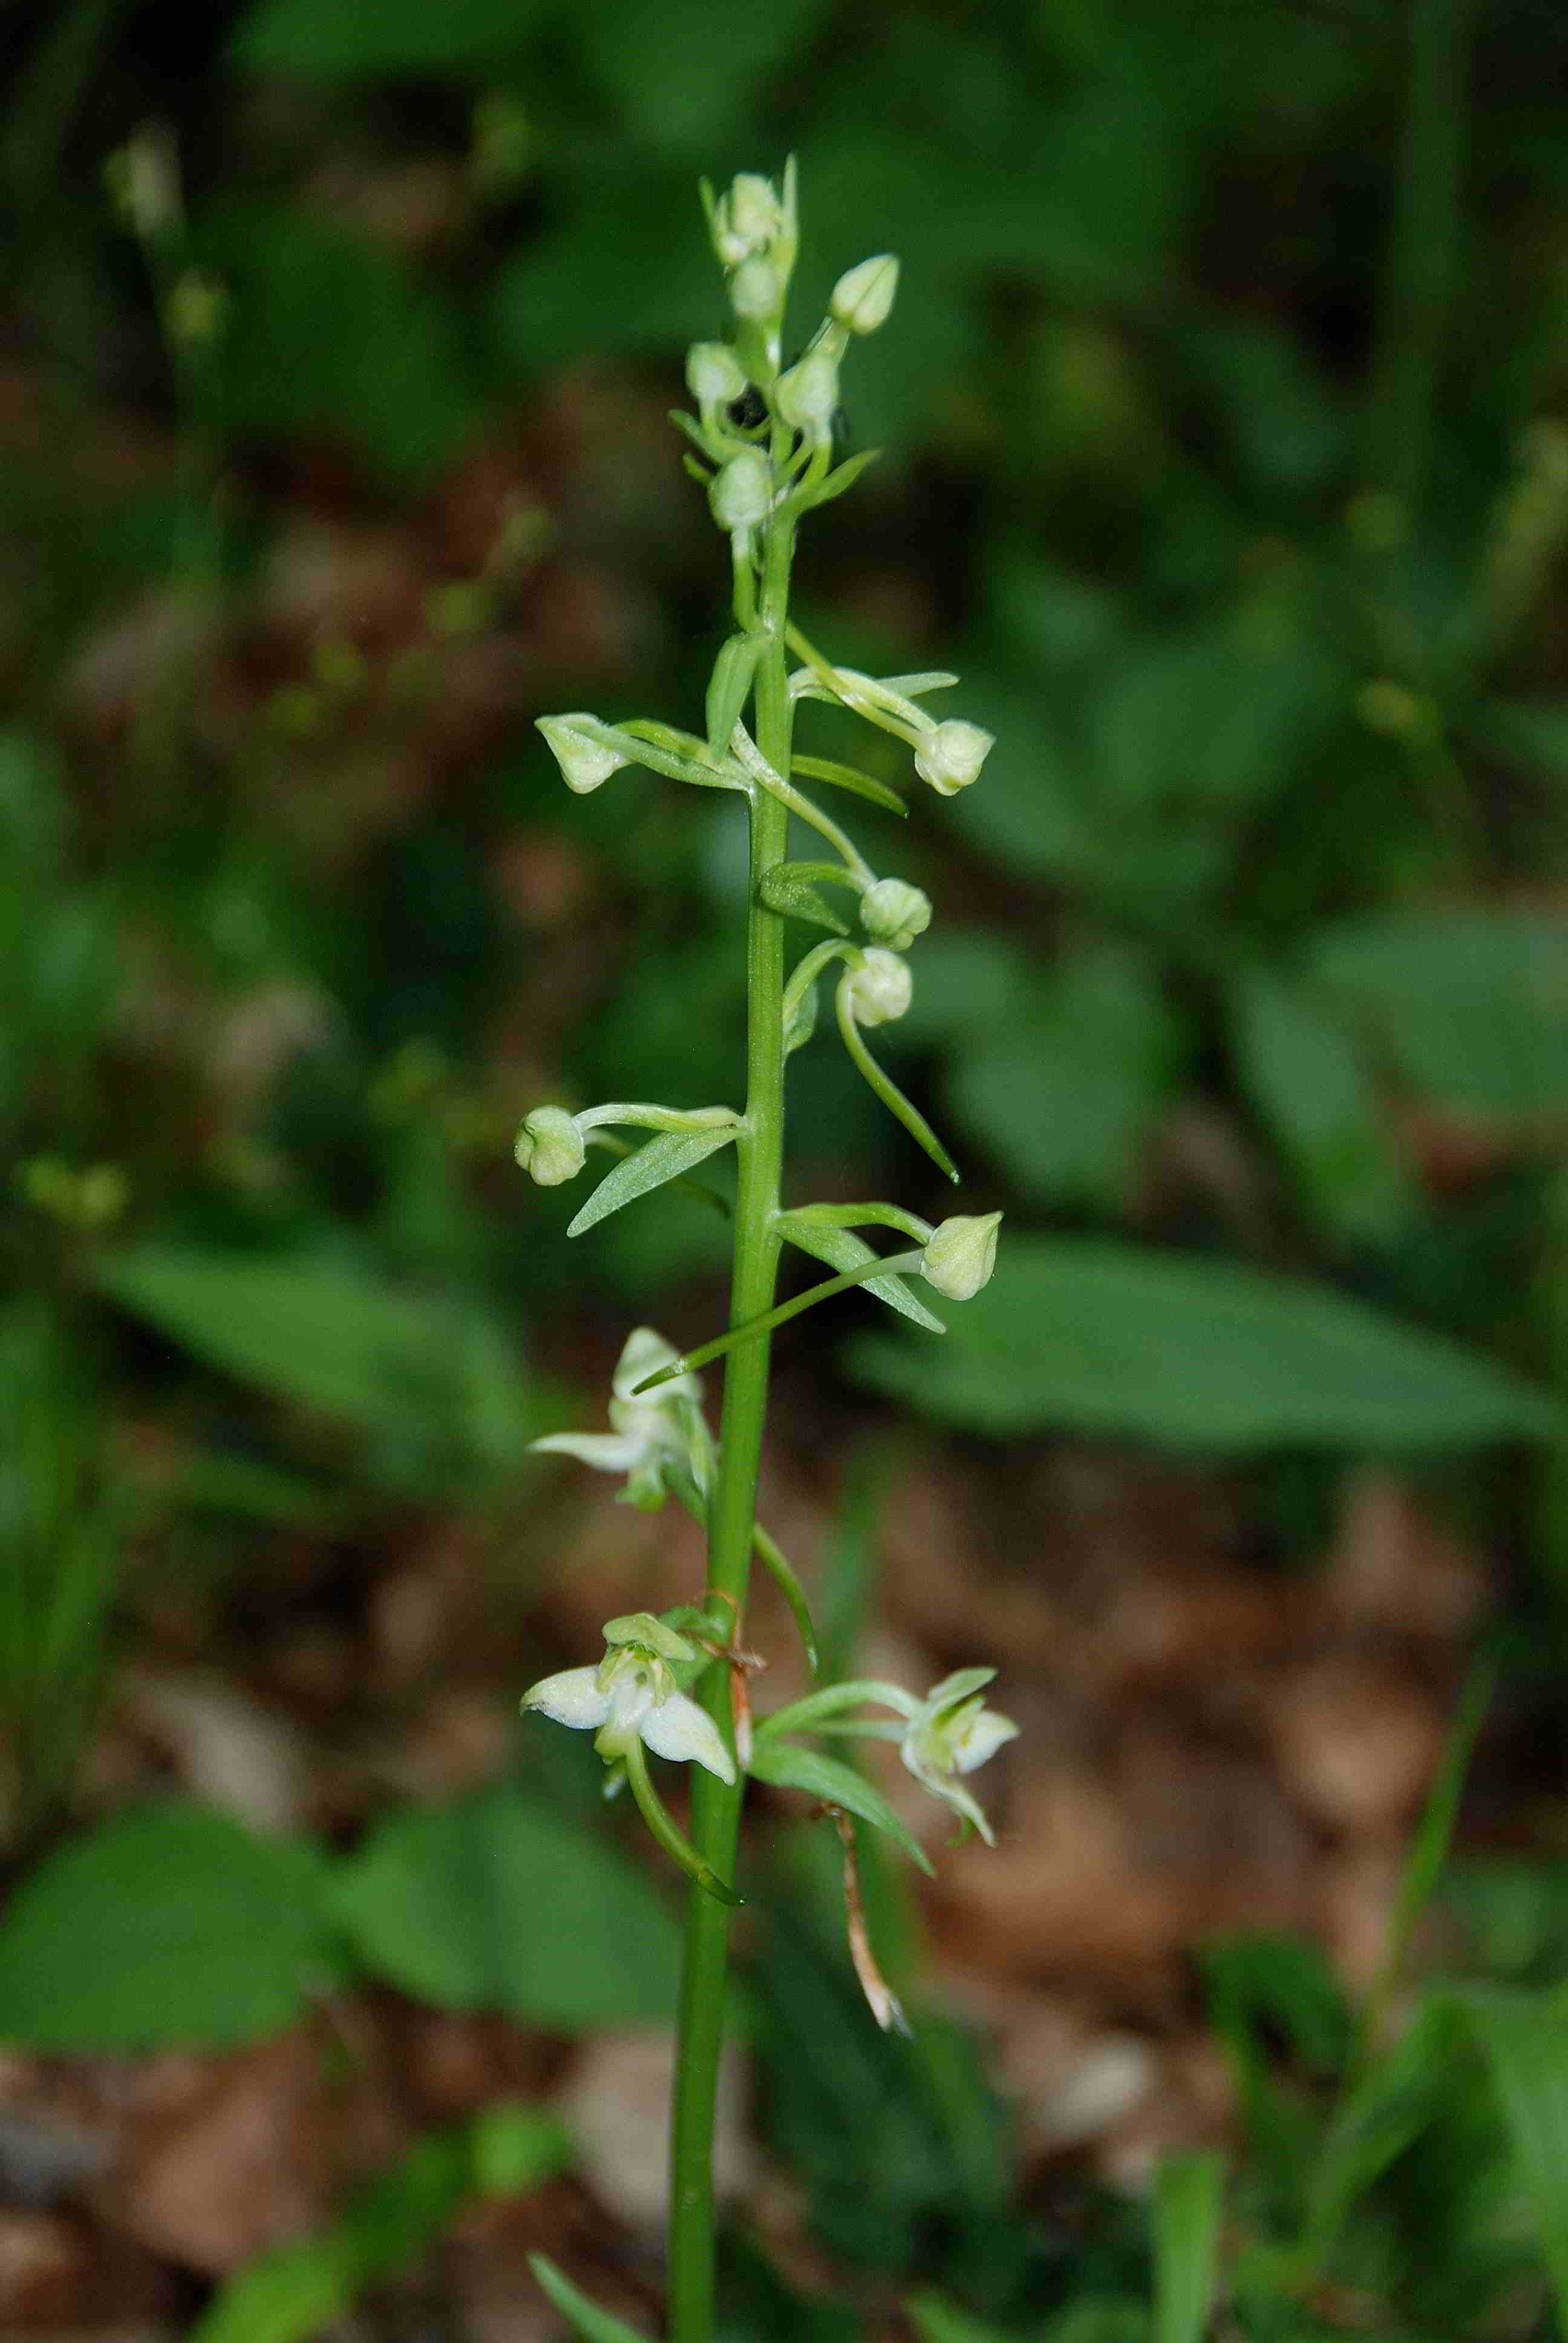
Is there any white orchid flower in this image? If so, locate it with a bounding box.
[898,1667,1017,1845]
[530,1326,711,1509]
[522,1613,735,1784]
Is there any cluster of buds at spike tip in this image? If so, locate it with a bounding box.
[529,1326,711,1510]
[705,165,797,345]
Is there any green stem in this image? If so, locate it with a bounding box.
[667,445,798,2343]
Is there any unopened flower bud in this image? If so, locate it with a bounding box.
[846,947,912,1027]
[514,1106,585,1186]
[913,719,994,796]
[728,255,782,321]
[710,448,772,533]
[831,253,899,335]
[921,1212,1002,1300]
[775,349,840,441]
[536,715,631,795]
[686,341,748,413]
[860,878,931,951]
[727,172,783,252]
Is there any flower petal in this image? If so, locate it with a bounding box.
[640,1689,736,1783]
[953,1711,1019,1774]
[530,1431,644,1473]
[521,1667,610,1731]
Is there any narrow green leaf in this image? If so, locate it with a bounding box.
[1152,2151,1226,2343]
[791,753,907,814]
[907,2294,1017,2343]
[583,1129,731,1219]
[567,1129,738,1238]
[1468,1985,1568,2327]
[1379,1659,1494,2007]
[707,631,765,756]
[753,1520,819,1674]
[759,872,851,936]
[780,1217,945,1333]
[801,447,882,508]
[747,1739,935,1875]
[529,2254,651,2343]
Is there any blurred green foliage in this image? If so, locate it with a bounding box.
[2,0,1568,2333]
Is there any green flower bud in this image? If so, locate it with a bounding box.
[710,448,772,533]
[729,255,782,321]
[913,718,994,796]
[514,1106,586,1186]
[775,348,840,441]
[830,253,899,335]
[536,714,631,795]
[846,946,912,1027]
[921,1211,1002,1301]
[727,172,783,252]
[686,341,748,413]
[859,878,931,952]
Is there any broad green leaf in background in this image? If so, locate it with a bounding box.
[947,945,1183,1207]
[91,1245,547,1478]
[233,0,554,76]
[1467,1985,1568,2330]
[850,1238,1555,1449]
[1229,966,1418,1244]
[0,1803,338,2050]
[192,2106,570,2343]
[1308,908,1568,1125]
[332,1786,684,2029]
[1152,2151,1226,2343]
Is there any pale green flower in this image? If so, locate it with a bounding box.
[921,1212,1002,1301]
[523,1613,734,1782]
[845,946,912,1027]
[913,718,994,796]
[859,879,931,952]
[900,1668,1017,1844]
[514,1106,585,1186]
[530,1326,709,1509]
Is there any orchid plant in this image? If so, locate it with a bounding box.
[516,164,1013,2343]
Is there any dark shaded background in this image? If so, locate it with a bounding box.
[2,1,1568,2336]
